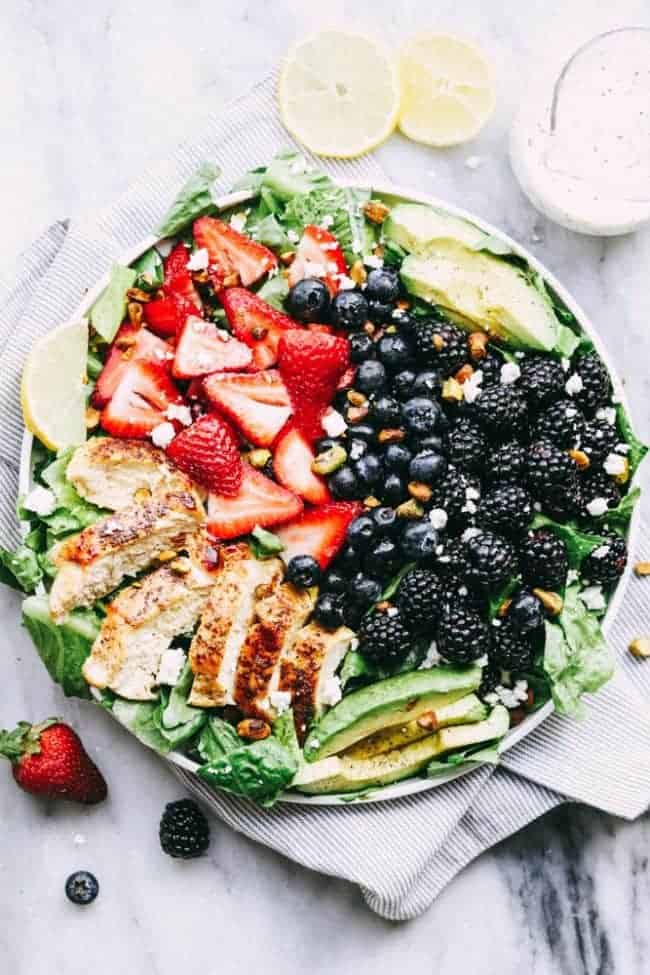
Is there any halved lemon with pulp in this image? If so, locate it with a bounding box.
[21,319,89,450]
[399,33,495,146]
[279,30,400,158]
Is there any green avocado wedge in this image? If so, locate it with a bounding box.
[303,665,482,762]
[295,706,509,795]
[384,203,487,253]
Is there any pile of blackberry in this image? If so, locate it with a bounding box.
[286,275,631,697]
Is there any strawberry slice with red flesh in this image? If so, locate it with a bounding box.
[166,413,243,495]
[275,502,362,570]
[164,243,202,312]
[93,322,172,408]
[100,360,185,439]
[173,315,253,379]
[277,330,350,442]
[142,297,184,338]
[207,463,302,540]
[273,424,331,505]
[202,369,290,406]
[288,225,347,296]
[203,378,291,448]
[194,216,278,288]
[220,288,300,370]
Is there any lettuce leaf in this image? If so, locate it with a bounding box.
[38,450,107,535]
[255,275,289,310]
[260,150,332,202]
[112,699,171,752]
[427,742,500,776]
[22,595,100,698]
[197,716,241,763]
[90,264,137,342]
[156,161,221,237]
[0,545,43,593]
[616,404,648,476]
[283,185,376,263]
[131,246,164,292]
[158,661,207,746]
[249,525,284,559]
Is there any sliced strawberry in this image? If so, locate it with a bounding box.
[207,463,302,540]
[100,360,185,439]
[173,315,253,379]
[275,502,363,570]
[288,225,347,296]
[202,369,290,406]
[164,243,202,312]
[277,330,350,441]
[337,364,357,390]
[166,413,243,495]
[194,216,278,288]
[220,288,300,370]
[273,424,331,506]
[93,323,172,408]
[203,380,291,448]
[142,297,184,338]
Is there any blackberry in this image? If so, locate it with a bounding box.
[447,418,488,474]
[435,537,472,578]
[396,568,444,632]
[479,661,501,698]
[159,799,210,859]
[476,351,503,386]
[573,351,611,415]
[520,528,568,590]
[485,442,526,483]
[436,604,491,663]
[506,589,545,634]
[581,531,627,586]
[471,384,528,440]
[65,871,99,905]
[357,610,413,666]
[519,355,565,410]
[490,622,534,672]
[478,483,533,536]
[580,419,619,464]
[580,471,621,518]
[464,531,518,590]
[543,481,582,523]
[428,464,471,524]
[533,399,585,448]
[409,319,468,376]
[525,439,578,500]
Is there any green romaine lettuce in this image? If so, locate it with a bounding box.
[255,275,289,310]
[283,185,376,263]
[156,161,221,237]
[593,486,642,532]
[131,246,164,292]
[249,525,284,559]
[427,742,501,776]
[158,661,207,744]
[0,546,43,593]
[90,264,137,342]
[197,716,241,763]
[615,404,648,476]
[22,595,100,699]
[260,150,332,202]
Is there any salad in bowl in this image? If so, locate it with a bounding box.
[3,150,646,806]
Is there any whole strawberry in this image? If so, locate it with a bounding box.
[278,330,350,441]
[166,413,243,495]
[0,719,107,804]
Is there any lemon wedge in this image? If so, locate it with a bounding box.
[21,319,89,451]
[399,33,495,147]
[279,30,400,158]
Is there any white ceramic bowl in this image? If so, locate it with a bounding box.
[19,179,641,806]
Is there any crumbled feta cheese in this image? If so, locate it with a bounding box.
[565,373,584,397]
[476,654,489,666]
[350,637,359,652]
[419,641,442,670]
[387,606,399,617]
[166,403,192,427]
[461,500,477,514]
[304,260,326,278]
[337,274,356,290]
[465,486,480,501]
[22,486,57,517]
[580,584,606,612]
[287,229,300,244]
[491,618,502,628]
[269,690,292,714]
[157,648,186,686]
[596,406,616,426]
[590,545,611,560]
[321,408,347,438]
[586,496,609,517]
[493,680,529,709]
[229,212,247,233]
[500,362,521,385]
[465,155,483,170]
[73,833,87,846]
[429,508,448,530]
[435,544,444,555]
[363,254,383,269]
[565,407,577,418]
[616,442,630,454]
[151,422,176,449]
[463,369,483,403]
[533,501,542,512]
[310,739,320,750]
[320,677,342,708]
[462,527,481,542]
[186,247,209,271]
[458,586,468,597]
[561,357,571,372]
[484,692,499,706]
[391,308,407,319]
[604,452,626,476]
[320,214,334,229]
[567,569,579,584]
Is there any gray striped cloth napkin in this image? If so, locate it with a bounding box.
[2,71,650,921]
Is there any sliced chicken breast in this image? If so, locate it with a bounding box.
[188,545,283,708]
[49,490,205,622]
[66,437,194,511]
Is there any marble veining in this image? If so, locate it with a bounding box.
[1,1,650,972]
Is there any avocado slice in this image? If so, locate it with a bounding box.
[294,706,509,794]
[384,203,486,254]
[343,693,487,760]
[303,665,481,762]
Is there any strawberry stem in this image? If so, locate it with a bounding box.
[0,718,58,762]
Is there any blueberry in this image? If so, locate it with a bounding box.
[365,267,400,303]
[367,300,394,324]
[401,520,439,561]
[349,332,376,363]
[409,450,448,485]
[364,537,401,578]
[412,371,442,397]
[393,369,417,400]
[331,290,369,330]
[508,590,545,634]
[347,423,376,445]
[356,360,387,396]
[384,443,413,472]
[347,437,368,461]
[377,333,413,372]
[336,544,362,576]
[381,472,407,505]
[65,871,99,906]
[370,395,401,427]
[402,397,443,436]
[347,515,378,551]
[350,572,384,606]
[371,505,400,536]
[355,453,383,488]
[316,436,343,454]
[286,554,322,588]
[286,278,331,323]
[322,569,347,594]
[413,433,445,453]
[314,592,347,629]
[328,465,361,500]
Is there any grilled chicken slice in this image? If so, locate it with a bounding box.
[49,490,205,622]
[66,437,194,511]
[233,581,317,720]
[188,545,283,708]
[82,540,219,700]
[280,623,355,741]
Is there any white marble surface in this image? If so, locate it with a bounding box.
[1,1,650,972]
